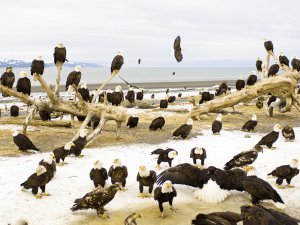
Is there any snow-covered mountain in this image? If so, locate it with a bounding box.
[0,59,103,68]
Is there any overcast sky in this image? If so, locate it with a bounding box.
[0,0,300,67]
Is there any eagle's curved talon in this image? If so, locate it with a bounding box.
[35,194,42,199]
[100,213,110,219]
[42,192,51,196]
[138,193,145,198]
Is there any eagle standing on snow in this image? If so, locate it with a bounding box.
[256,124,282,149]
[66,66,81,93]
[111,51,124,74]
[16,71,31,95]
[154,180,177,218]
[268,159,299,189]
[70,184,120,219]
[137,165,157,198]
[173,35,183,62]
[212,114,222,134]
[108,159,128,191]
[149,116,165,130]
[12,130,39,152]
[282,124,295,141]
[90,160,108,188]
[127,116,139,128]
[173,119,193,139]
[53,43,68,65]
[1,66,15,97]
[151,148,178,169]
[30,56,44,80]
[38,154,56,181]
[70,129,88,157]
[192,211,242,225]
[21,165,51,199]
[241,114,257,132]
[53,141,75,165]
[190,147,206,166]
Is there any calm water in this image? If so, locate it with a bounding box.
[9,67,253,86]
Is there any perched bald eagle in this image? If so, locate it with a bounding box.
[39,109,51,121]
[168,96,176,103]
[224,145,263,171]
[111,51,124,74]
[199,90,212,104]
[279,52,289,67]
[236,76,245,91]
[10,105,19,117]
[190,147,206,166]
[71,184,120,218]
[160,99,168,109]
[12,130,39,152]
[111,86,124,106]
[70,129,87,157]
[151,148,178,169]
[125,87,135,104]
[212,114,222,134]
[291,56,300,71]
[268,62,280,77]
[282,124,295,141]
[215,81,228,96]
[106,89,113,103]
[21,165,50,198]
[256,58,263,73]
[241,114,257,132]
[38,154,56,181]
[136,89,144,101]
[173,119,193,139]
[90,160,108,188]
[246,71,257,86]
[53,142,74,165]
[30,56,44,80]
[53,43,68,65]
[126,116,139,128]
[66,66,81,93]
[268,159,299,189]
[154,181,177,218]
[137,165,157,198]
[16,71,31,95]
[151,93,155,99]
[149,116,165,130]
[108,159,128,190]
[1,67,15,97]
[264,39,274,53]
[241,205,299,225]
[192,211,242,225]
[78,81,90,102]
[173,35,183,62]
[178,93,182,97]
[256,124,282,149]
[138,59,141,65]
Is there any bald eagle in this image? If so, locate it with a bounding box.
[215,81,228,96]
[246,71,257,86]
[10,105,19,117]
[241,205,299,225]
[137,165,157,198]
[38,154,56,181]
[291,56,300,71]
[39,109,51,121]
[16,71,31,95]
[151,148,178,169]
[70,184,120,219]
[173,119,193,139]
[192,211,242,225]
[136,90,144,101]
[12,130,39,151]
[160,99,168,109]
[199,90,212,104]
[108,159,128,190]
[20,165,50,198]
[1,67,15,97]
[111,86,124,106]
[241,114,257,132]
[149,116,165,130]
[30,56,44,79]
[282,124,295,141]
[78,81,90,102]
[212,114,222,134]
[264,39,274,53]
[279,52,289,67]
[151,93,155,99]
[256,58,263,73]
[190,147,206,166]
[173,35,183,62]
[268,159,299,188]
[125,87,135,104]
[66,66,81,93]
[168,96,176,103]
[236,76,245,91]
[53,43,67,65]
[154,181,177,218]
[224,145,263,171]
[126,116,139,128]
[256,124,282,149]
[268,63,280,77]
[90,160,108,188]
[70,129,87,157]
[178,93,182,97]
[53,142,75,165]
[111,51,124,74]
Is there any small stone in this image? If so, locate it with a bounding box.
[244,134,251,138]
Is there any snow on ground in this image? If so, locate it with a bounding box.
[0,124,35,131]
[1,128,300,225]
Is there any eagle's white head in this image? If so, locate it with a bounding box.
[57,43,64,48]
[19,71,27,78]
[257,57,261,60]
[36,165,47,176]
[117,50,123,56]
[107,89,112,93]
[64,142,75,150]
[113,158,123,168]
[93,160,102,169]
[36,55,43,61]
[43,154,54,164]
[187,119,193,125]
[138,165,150,177]
[239,76,243,80]
[291,159,299,168]
[115,85,122,92]
[80,81,87,89]
[6,66,13,72]
[280,51,284,56]
[194,147,204,155]
[12,129,19,137]
[128,87,133,91]
[168,150,178,159]
[273,124,282,132]
[162,180,173,193]
[79,129,88,138]
[252,114,257,121]
[75,65,81,72]
[251,71,256,75]
[216,114,222,122]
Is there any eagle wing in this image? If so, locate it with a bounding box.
[270,165,291,177]
[173,36,181,51]
[151,148,165,155]
[14,134,39,151]
[224,150,257,170]
[173,124,192,137]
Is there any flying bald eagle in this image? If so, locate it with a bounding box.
[282,124,295,141]
[137,165,157,198]
[12,130,39,152]
[154,181,177,218]
[111,86,124,106]
[268,159,299,189]
[16,71,31,95]
[241,205,300,225]
[126,116,139,128]
[151,148,178,169]
[190,147,206,166]
[264,39,274,53]
[256,124,282,149]
[173,35,183,62]
[70,184,120,219]
[246,71,257,86]
[160,99,168,109]
[78,81,90,102]
[38,154,56,181]
[241,114,257,132]
[268,62,280,77]
[30,56,44,80]
[224,145,263,171]
[39,109,51,121]
[1,67,15,97]
[192,211,242,225]
[111,51,124,74]
[138,59,141,64]
[20,165,50,198]
[90,160,108,188]
[279,52,289,67]
[108,159,128,190]
[236,76,245,91]
[70,129,88,157]
[10,105,19,117]
[291,56,300,71]
[53,43,68,65]
[256,58,263,73]
[53,142,75,165]
[173,119,193,139]
[149,116,165,130]
[125,87,135,104]
[66,66,81,93]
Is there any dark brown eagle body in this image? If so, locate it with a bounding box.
[39,109,51,121]
[241,120,257,132]
[256,58,263,72]
[282,125,295,141]
[54,46,67,64]
[268,64,280,77]
[127,116,139,128]
[160,99,168,108]
[192,211,242,225]
[13,133,39,151]
[268,164,299,186]
[215,81,228,96]
[21,171,50,195]
[236,79,245,91]
[212,120,222,134]
[136,90,144,101]
[137,170,157,194]
[16,77,31,95]
[264,40,274,52]
[90,168,108,188]
[108,165,128,187]
[70,136,87,156]
[291,57,300,71]
[31,59,44,75]
[38,159,56,181]
[111,55,124,73]
[125,89,135,103]
[78,87,90,102]
[66,71,81,91]
[279,54,289,67]
[247,74,257,86]
[53,146,70,163]
[149,116,165,130]
[173,35,183,62]
[256,131,279,148]
[173,123,192,139]
[1,69,15,96]
[154,186,177,214]
[151,148,178,168]
[111,90,124,106]
[10,105,19,117]
[190,147,207,165]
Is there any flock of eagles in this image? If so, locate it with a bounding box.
[1,37,300,225]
